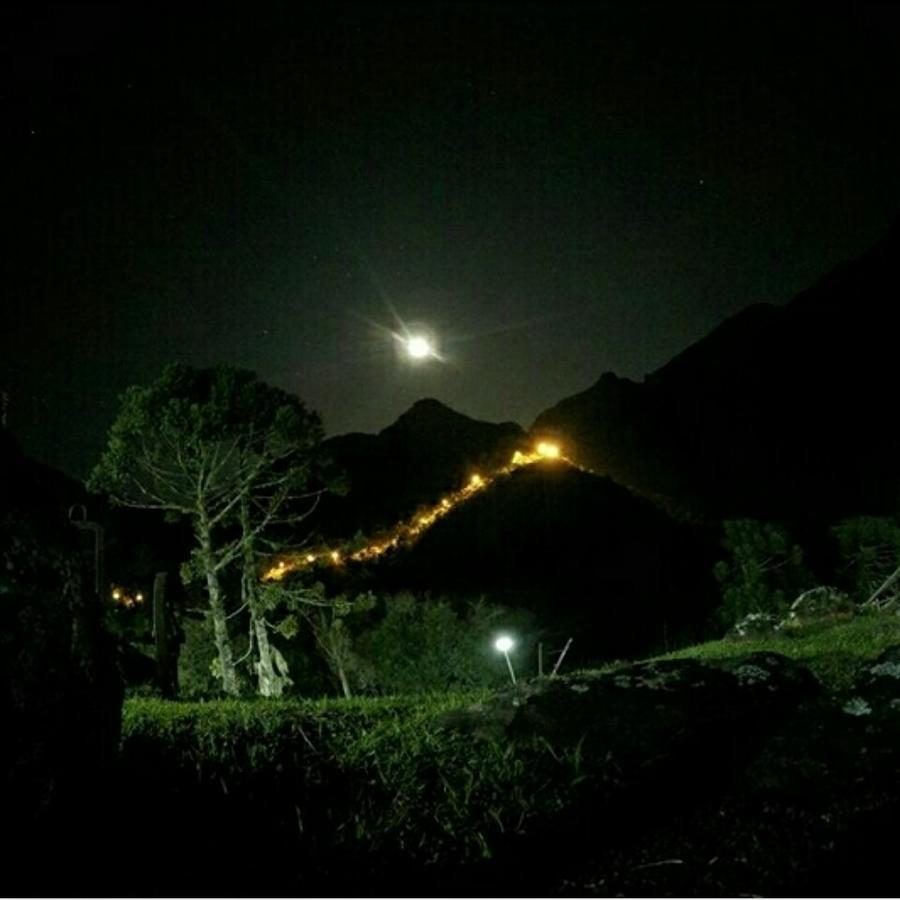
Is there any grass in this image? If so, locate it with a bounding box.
[116,607,900,893]
[656,607,900,690]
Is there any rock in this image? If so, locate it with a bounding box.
[439,652,819,767]
[435,653,819,896]
[784,586,854,626]
[728,611,782,639]
[849,645,900,712]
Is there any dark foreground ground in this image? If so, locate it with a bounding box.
[7,640,900,898]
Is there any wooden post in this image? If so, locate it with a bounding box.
[550,638,573,678]
[153,572,176,698]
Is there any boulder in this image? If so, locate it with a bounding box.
[785,585,854,626]
[728,611,782,639]
[439,652,819,810]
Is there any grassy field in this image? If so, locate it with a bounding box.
[115,608,900,895]
[657,607,900,690]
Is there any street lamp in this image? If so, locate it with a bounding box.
[493,634,517,685]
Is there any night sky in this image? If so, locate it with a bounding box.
[4,2,900,478]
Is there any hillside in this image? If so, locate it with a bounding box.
[316,398,526,538]
[108,610,900,897]
[532,219,900,524]
[374,460,715,660]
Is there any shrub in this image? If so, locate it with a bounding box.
[713,519,809,628]
[354,593,535,694]
[832,516,900,603]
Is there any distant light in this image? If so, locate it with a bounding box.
[406,335,433,359]
[494,635,515,654]
[306,554,316,563]
[330,550,341,563]
[135,592,143,602]
[470,473,483,487]
[536,442,560,459]
[112,589,121,600]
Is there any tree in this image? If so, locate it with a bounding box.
[89,364,331,696]
[712,519,809,627]
[831,516,900,604]
[305,591,377,698]
[354,593,530,694]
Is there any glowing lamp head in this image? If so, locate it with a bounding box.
[494,635,515,654]
[536,441,560,459]
[406,335,433,359]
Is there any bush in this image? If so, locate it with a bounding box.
[119,692,588,892]
[354,593,535,694]
[832,516,900,602]
[713,519,809,628]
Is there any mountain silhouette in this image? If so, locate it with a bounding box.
[532,218,900,525]
[317,460,716,661]
[317,398,525,538]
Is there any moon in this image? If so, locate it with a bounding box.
[405,334,434,359]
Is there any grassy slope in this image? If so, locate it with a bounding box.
[658,608,900,690]
[117,610,900,894]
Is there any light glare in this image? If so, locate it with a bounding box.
[494,635,515,653]
[406,335,433,358]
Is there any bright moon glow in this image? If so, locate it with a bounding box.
[406,335,433,358]
[494,635,515,653]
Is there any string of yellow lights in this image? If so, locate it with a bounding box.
[262,440,575,582]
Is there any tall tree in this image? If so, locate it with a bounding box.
[89,364,330,696]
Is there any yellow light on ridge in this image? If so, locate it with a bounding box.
[536,441,560,458]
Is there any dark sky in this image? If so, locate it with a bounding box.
[3,2,900,478]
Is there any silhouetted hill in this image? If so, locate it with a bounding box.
[318,398,526,537]
[1,426,89,518]
[325,461,717,662]
[532,219,900,525]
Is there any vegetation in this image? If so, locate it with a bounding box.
[712,519,810,626]
[832,515,900,603]
[120,689,589,885]
[661,606,900,690]
[89,363,336,696]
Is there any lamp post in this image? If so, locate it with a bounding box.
[493,634,517,685]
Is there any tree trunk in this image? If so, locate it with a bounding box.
[239,497,282,697]
[197,518,238,696]
[335,660,352,699]
[252,606,282,698]
[152,571,177,698]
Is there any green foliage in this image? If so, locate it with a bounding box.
[177,616,219,698]
[88,363,336,696]
[88,363,325,511]
[831,516,900,602]
[354,593,533,695]
[713,519,809,627]
[662,606,900,690]
[306,591,378,697]
[120,690,592,872]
